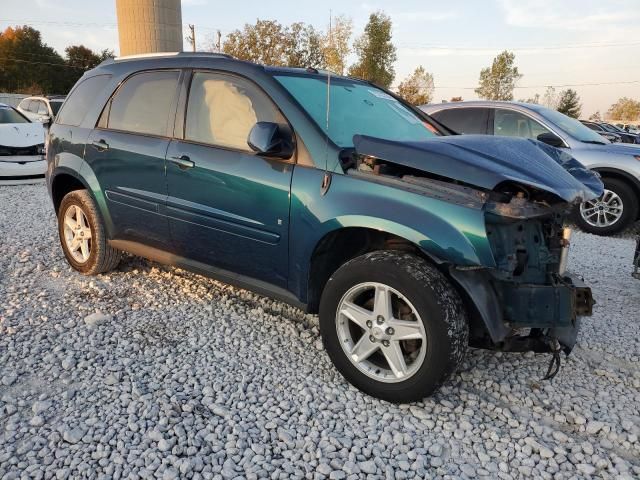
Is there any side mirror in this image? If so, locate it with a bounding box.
[537,132,565,148]
[247,122,293,159]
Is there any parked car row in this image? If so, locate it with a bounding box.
[43,52,601,401]
[580,120,640,144]
[421,101,640,235]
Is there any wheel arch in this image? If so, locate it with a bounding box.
[50,170,90,214]
[305,226,463,315]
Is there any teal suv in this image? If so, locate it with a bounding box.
[46,53,601,402]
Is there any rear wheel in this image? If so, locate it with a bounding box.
[319,251,468,403]
[576,178,638,235]
[58,190,120,275]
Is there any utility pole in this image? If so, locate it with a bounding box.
[216,30,222,52]
[187,24,196,52]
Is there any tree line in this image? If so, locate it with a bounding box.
[0,26,113,94]
[1,19,639,123]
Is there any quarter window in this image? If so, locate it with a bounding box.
[431,108,490,134]
[57,74,112,126]
[185,72,283,151]
[105,71,179,136]
[494,109,550,139]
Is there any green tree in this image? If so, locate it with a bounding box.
[348,12,397,88]
[322,15,352,75]
[474,50,522,101]
[223,20,288,65]
[397,66,434,105]
[285,22,325,68]
[65,45,101,70]
[607,97,640,122]
[0,25,67,93]
[556,89,582,118]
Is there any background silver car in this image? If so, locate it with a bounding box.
[422,101,640,235]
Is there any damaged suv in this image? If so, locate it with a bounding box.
[46,53,602,402]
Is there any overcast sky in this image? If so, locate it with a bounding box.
[2,0,639,115]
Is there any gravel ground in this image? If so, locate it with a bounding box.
[1,183,639,480]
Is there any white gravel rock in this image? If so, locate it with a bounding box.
[1,184,639,479]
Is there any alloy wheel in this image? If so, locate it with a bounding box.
[335,282,427,383]
[580,188,624,228]
[63,205,92,263]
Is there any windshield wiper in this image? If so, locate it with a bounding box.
[581,140,607,145]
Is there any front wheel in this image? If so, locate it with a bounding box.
[576,178,638,235]
[319,251,468,403]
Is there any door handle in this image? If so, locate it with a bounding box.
[169,155,195,170]
[91,139,109,152]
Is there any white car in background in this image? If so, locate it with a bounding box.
[0,103,46,185]
[17,95,65,123]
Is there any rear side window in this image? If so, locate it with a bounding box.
[185,72,283,151]
[494,109,550,139]
[104,70,179,137]
[29,101,41,113]
[57,75,112,126]
[431,108,489,134]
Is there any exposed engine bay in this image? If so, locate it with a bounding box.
[344,136,602,378]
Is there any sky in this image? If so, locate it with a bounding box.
[1,0,639,116]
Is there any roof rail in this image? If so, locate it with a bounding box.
[112,51,233,62]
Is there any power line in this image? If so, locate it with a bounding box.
[432,80,640,90]
[398,41,640,51]
[0,56,87,69]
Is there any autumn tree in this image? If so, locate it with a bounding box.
[588,111,602,121]
[348,12,397,88]
[322,15,352,75]
[542,86,558,109]
[556,89,582,118]
[0,25,67,93]
[519,93,540,104]
[475,50,522,101]
[223,20,289,65]
[397,66,434,105]
[607,97,640,122]
[450,96,463,102]
[222,20,325,68]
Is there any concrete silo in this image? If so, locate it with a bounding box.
[116,0,184,56]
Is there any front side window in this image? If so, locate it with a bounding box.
[57,75,112,126]
[37,101,48,115]
[274,74,436,148]
[494,109,550,139]
[185,72,283,151]
[106,71,179,136]
[431,108,489,134]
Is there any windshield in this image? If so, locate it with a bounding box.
[50,100,63,115]
[274,74,437,148]
[0,106,29,124]
[534,105,608,144]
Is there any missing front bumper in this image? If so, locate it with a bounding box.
[450,269,593,354]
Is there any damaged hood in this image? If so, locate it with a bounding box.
[0,123,45,148]
[353,134,603,203]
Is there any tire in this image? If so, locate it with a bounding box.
[575,177,638,236]
[57,190,120,275]
[319,250,468,403]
